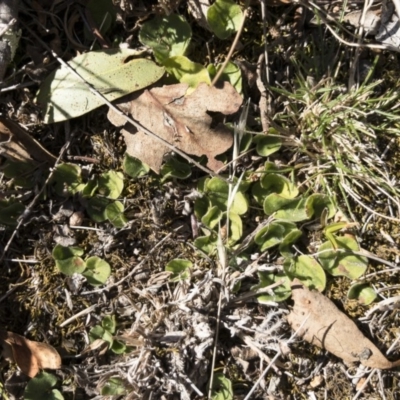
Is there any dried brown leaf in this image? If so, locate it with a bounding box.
[0,330,62,378]
[287,279,400,369]
[0,117,56,165]
[108,82,242,173]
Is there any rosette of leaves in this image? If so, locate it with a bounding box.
[139,13,242,92]
[51,164,128,228]
[52,244,111,286]
[89,315,126,354]
[83,170,127,228]
[194,176,249,254]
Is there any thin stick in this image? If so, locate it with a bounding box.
[211,4,248,86]
[0,140,71,265]
[0,17,16,38]
[59,304,99,328]
[207,232,227,399]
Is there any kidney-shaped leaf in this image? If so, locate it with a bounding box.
[83,256,111,286]
[284,255,326,291]
[37,50,164,123]
[318,236,368,279]
[347,283,377,305]
[207,0,244,39]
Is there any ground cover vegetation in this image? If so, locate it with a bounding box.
[1,0,400,398]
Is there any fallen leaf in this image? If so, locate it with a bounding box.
[108,82,242,173]
[36,49,164,123]
[287,279,400,369]
[0,117,56,165]
[0,330,62,378]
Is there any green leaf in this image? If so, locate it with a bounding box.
[202,205,223,229]
[279,228,302,258]
[2,160,36,188]
[194,196,211,220]
[101,378,128,396]
[139,14,191,63]
[37,50,164,123]
[165,258,192,282]
[97,170,124,199]
[89,325,113,346]
[305,193,336,219]
[252,272,291,303]
[123,154,150,178]
[105,201,127,228]
[254,220,297,251]
[206,177,249,215]
[208,61,242,93]
[86,197,110,222]
[194,233,218,255]
[82,256,111,286]
[318,236,368,279]
[161,156,192,180]
[111,339,127,354]
[284,255,326,291]
[207,0,244,40]
[24,372,63,400]
[227,211,242,242]
[211,373,233,400]
[0,199,24,226]
[264,194,311,222]
[52,244,84,260]
[102,315,116,334]
[251,181,270,205]
[55,257,86,276]
[347,283,377,305]
[260,173,299,198]
[164,56,211,88]
[253,135,282,156]
[273,197,310,222]
[51,163,84,196]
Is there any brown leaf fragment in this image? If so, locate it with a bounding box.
[287,279,400,369]
[0,117,57,165]
[108,82,242,173]
[0,330,62,378]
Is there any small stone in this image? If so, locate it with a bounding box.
[69,211,84,226]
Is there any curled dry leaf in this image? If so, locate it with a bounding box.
[108,82,242,173]
[287,279,400,369]
[0,117,56,165]
[0,330,62,378]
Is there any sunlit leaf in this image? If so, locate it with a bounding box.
[252,272,291,303]
[83,256,111,286]
[105,201,127,228]
[347,283,377,305]
[318,236,368,279]
[207,0,244,39]
[101,378,128,396]
[284,255,326,291]
[37,50,164,123]
[211,373,233,400]
[164,56,211,89]
[165,258,192,282]
[253,135,282,157]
